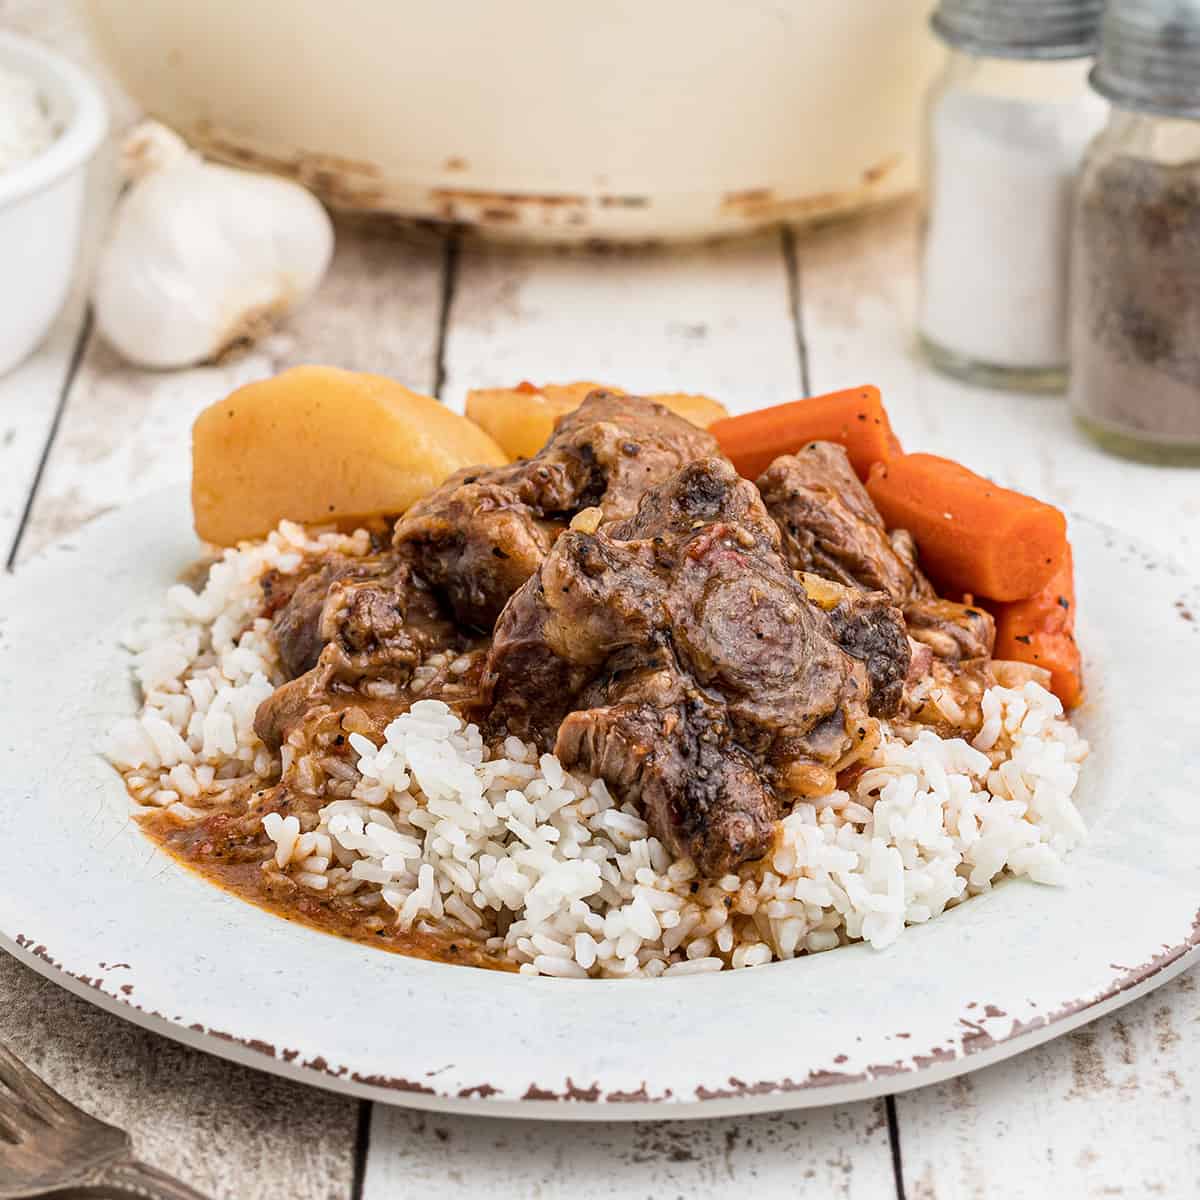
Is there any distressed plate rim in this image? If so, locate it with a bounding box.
[1,487,1198,1120]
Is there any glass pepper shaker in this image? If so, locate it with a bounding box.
[919,0,1107,392]
[1068,0,1200,463]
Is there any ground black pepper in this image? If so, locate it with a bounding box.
[1070,153,1200,444]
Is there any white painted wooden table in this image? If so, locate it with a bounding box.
[4,10,1200,1200]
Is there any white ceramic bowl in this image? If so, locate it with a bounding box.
[0,32,107,376]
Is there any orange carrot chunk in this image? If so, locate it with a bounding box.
[710,385,902,482]
[865,454,1068,602]
[992,545,1083,707]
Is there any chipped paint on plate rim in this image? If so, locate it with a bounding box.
[1,487,1198,1120]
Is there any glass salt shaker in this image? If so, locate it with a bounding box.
[1069,0,1200,463]
[919,0,1107,392]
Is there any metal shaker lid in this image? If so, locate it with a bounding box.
[931,0,1103,59]
[1090,0,1200,118]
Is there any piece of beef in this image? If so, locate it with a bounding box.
[388,469,561,632]
[266,552,457,682]
[254,644,489,755]
[319,566,455,683]
[268,556,388,678]
[902,597,995,662]
[393,391,719,629]
[824,588,910,718]
[756,443,1009,738]
[899,599,997,736]
[757,443,932,602]
[484,457,882,874]
[255,662,336,751]
[467,571,593,747]
[786,569,910,719]
[254,551,466,752]
[555,653,778,873]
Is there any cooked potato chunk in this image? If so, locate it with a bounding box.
[192,365,507,545]
[466,381,728,459]
[645,392,731,428]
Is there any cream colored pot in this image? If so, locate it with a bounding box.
[84,0,940,242]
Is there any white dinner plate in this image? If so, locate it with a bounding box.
[1,486,1198,1120]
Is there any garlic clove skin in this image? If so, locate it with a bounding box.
[93,121,334,370]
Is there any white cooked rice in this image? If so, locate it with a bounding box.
[105,521,1090,978]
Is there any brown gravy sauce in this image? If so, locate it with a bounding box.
[137,806,513,971]
[135,537,515,968]
[133,636,510,971]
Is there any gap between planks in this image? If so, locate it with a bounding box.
[10,216,907,1199]
[5,308,92,569]
[5,222,448,1200]
[8,188,1198,1198]
[354,227,459,1199]
[364,227,901,1200]
[788,216,909,1198]
[797,200,1200,1200]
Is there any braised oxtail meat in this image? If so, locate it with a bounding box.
[484,457,877,874]
[782,569,911,723]
[899,598,997,736]
[819,585,910,718]
[265,552,458,682]
[755,442,1001,722]
[388,468,561,632]
[254,550,468,750]
[757,442,932,602]
[393,391,719,629]
[256,393,716,757]
[555,652,778,874]
[254,662,336,751]
[266,557,381,678]
[902,597,995,662]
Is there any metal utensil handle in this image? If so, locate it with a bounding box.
[87,1156,213,1200]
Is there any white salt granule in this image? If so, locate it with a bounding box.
[0,65,56,173]
[920,82,1106,369]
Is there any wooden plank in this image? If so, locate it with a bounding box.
[1,225,446,1199]
[362,230,899,1198]
[365,1103,896,1199]
[0,954,359,1200]
[439,233,804,415]
[14,224,447,560]
[0,70,119,564]
[796,199,1200,1199]
[797,199,1200,567]
[0,292,88,564]
[897,971,1200,1200]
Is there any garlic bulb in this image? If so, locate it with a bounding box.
[93,122,334,368]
